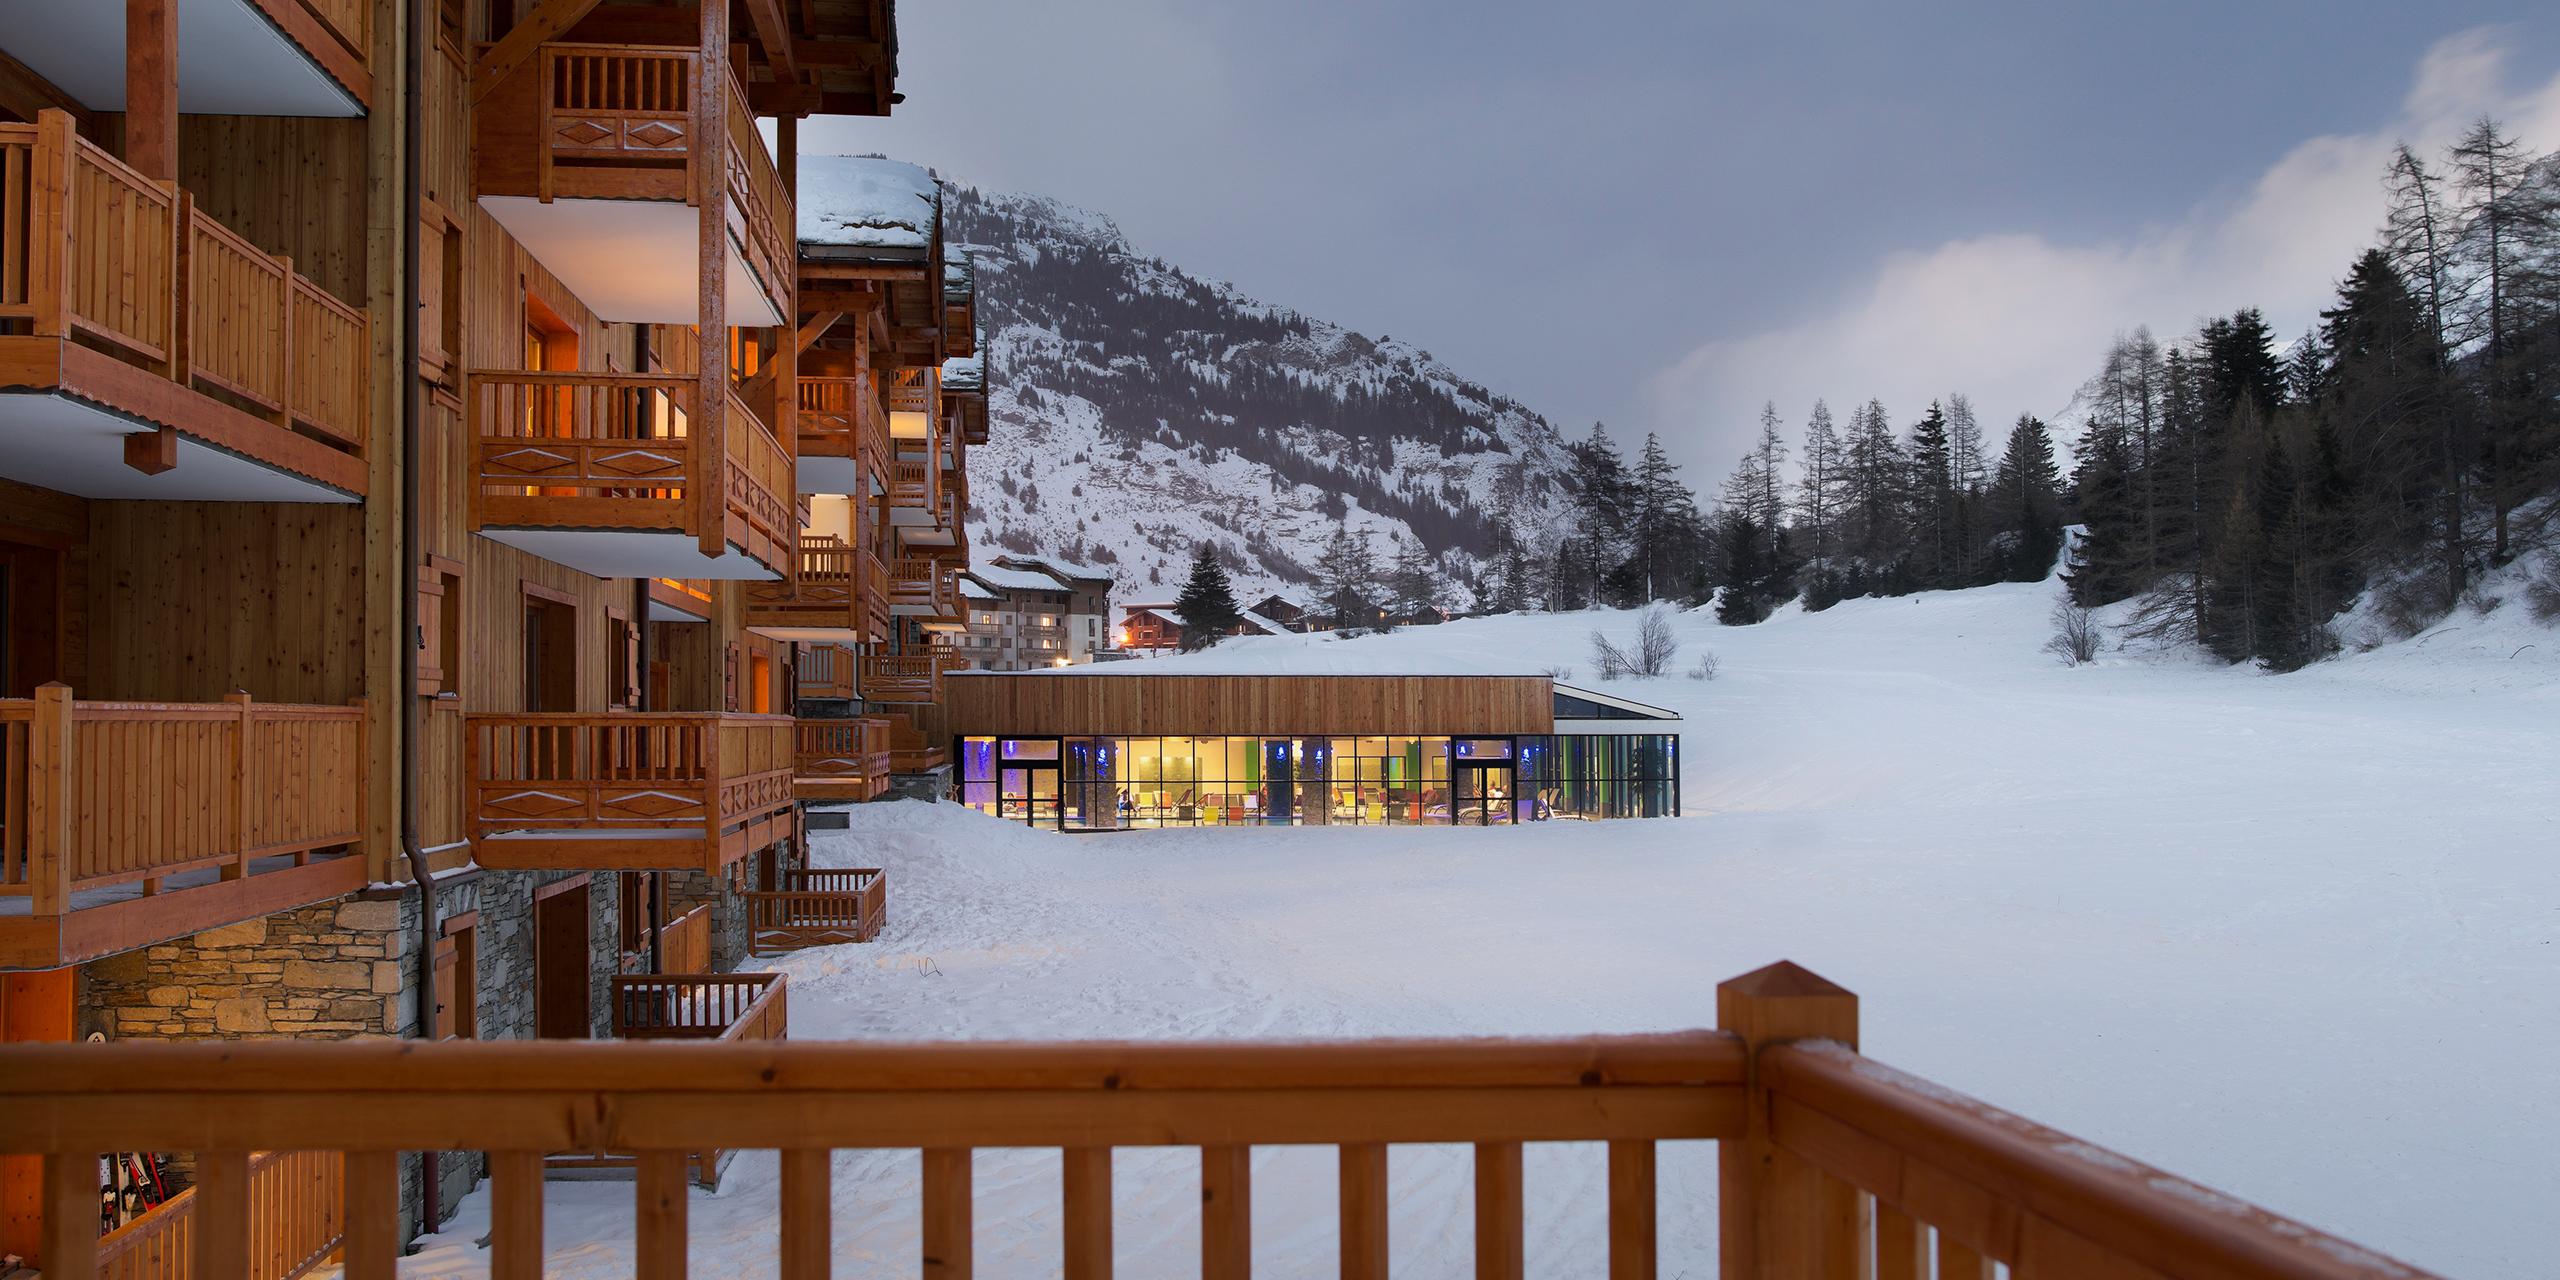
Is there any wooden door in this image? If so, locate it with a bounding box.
[534,879,592,1039]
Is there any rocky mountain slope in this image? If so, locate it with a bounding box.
[945,183,1575,606]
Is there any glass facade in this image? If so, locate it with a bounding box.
[958,733,1678,830]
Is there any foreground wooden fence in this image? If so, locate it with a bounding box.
[1,963,2436,1280]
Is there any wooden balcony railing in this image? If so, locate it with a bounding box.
[610,972,787,1041]
[0,686,367,965]
[477,44,789,317]
[0,962,2444,1280]
[744,533,876,638]
[887,556,960,620]
[0,113,371,494]
[885,365,936,416]
[793,717,892,801]
[463,712,795,872]
[860,652,967,705]
[745,867,887,953]
[884,710,947,773]
[796,644,859,700]
[470,371,792,571]
[94,1148,344,1280]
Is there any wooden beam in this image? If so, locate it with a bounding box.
[797,287,885,312]
[695,0,731,561]
[795,311,842,353]
[472,0,608,104]
[124,427,177,476]
[126,0,177,181]
[0,49,91,133]
[740,0,799,93]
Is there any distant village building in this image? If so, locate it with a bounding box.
[1247,594,1311,632]
[1119,603,1288,653]
[961,557,1120,669]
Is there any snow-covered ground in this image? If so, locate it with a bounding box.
[405,576,2559,1278]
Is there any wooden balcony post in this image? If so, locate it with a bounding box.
[27,684,73,918]
[40,1151,96,1277]
[226,691,254,879]
[694,0,732,562]
[126,0,179,182]
[30,111,76,339]
[1716,961,1862,1280]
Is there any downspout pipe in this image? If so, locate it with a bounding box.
[634,326,662,977]
[399,0,441,1239]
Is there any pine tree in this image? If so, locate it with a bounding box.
[1796,399,1843,561]
[1173,542,1244,650]
[1945,392,1990,583]
[1624,433,1700,603]
[1841,399,1907,591]
[2065,412,2143,606]
[1987,415,2064,581]
[1386,536,1440,624]
[1906,402,1955,586]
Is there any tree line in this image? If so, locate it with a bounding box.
[1483,116,2560,670]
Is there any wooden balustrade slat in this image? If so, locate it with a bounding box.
[343,1150,398,1280]
[1061,1147,1112,1280]
[778,1148,831,1280]
[192,1150,251,1280]
[1607,1139,1657,1280]
[922,1147,972,1280]
[1201,1145,1251,1280]
[636,1151,689,1280]
[1473,1141,1523,1280]
[489,1152,544,1280]
[1877,1202,1928,1280]
[1338,1143,1389,1280]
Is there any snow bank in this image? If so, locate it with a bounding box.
[403,581,2558,1277]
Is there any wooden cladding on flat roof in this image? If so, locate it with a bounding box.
[944,675,1555,739]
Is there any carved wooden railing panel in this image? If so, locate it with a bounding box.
[538,44,693,196]
[0,964,2448,1279]
[793,717,891,798]
[746,536,864,633]
[746,868,886,953]
[724,385,795,564]
[721,63,793,305]
[0,687,364,917]
[473,371,693,526]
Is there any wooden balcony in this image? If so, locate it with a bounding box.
[0,686,368,971]
[795,644,859,701]
[793,374,886,494]
[793,717,891,802]
[0,962,2446,1280]
[463,712,795,874]
[743,535,885,642]
[884,710,947,773]
[474,44,791,326]
[0,3,368,117]
[94,1149,344,1280]
[0,113,371,503]
[561,973,788,1187]
[646,578,714,624]
[861,652,967,707]
[745,867,886,953]
[887,556,962,621]
[469,371,795,580]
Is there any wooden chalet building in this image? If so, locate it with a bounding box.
[0,0,914,1258]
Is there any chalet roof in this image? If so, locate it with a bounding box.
[970,563,1072,594]
[996,553,1115,586]
[1239,611,1290,636]
[944,252,975,302]
[959,577,997,601]
[798,155,938,255]
[941,354,984,394]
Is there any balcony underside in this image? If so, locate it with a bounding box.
[748,623,865,642]
[0,344,363,502]
[479,196,784,328]
[0,0,366,116]
[798,455,862,494]
[479,527,782,582]
[0,854,364,970]
[471,812,790,873]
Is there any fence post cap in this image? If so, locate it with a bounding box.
[1717,960,1853,1001]
[34,681,72,699]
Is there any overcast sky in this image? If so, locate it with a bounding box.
[803,3,2560,477]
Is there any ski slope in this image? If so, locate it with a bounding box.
[403,577,2559,1278]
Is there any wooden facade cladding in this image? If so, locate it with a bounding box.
[0,113,372,498]
[944,674,1559,739]
[464,711,795,873]
[0,686,367,969]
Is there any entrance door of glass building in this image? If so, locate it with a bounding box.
[998,764,1060,827]
[1453,763,1516,825]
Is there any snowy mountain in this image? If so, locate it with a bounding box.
[944,184,1576,606]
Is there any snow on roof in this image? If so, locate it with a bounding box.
[1240,611,1290,635]
[959,577,996,601]
[941,354,984,393]
[797,155,937,251]
[999,553,1114,584]
[944,252,974,301]
[971,563,1071,594]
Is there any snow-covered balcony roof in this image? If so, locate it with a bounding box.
[942,355,985,395]
[798,155,938,258]
[944,251,975,303]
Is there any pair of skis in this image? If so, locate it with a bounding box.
[99,1152,171,1232]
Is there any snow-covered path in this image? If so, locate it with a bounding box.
[405,582,2560,1278]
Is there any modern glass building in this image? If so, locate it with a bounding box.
[941,673,1680,831]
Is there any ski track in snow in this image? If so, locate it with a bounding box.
[396,578,2559,1278]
